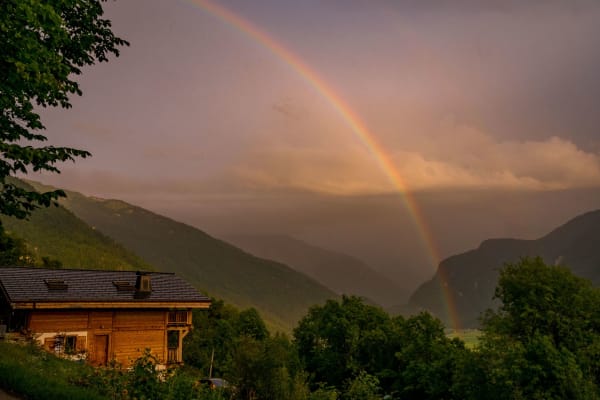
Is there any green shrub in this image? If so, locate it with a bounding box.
[126,349,166,400]
[165,369,202,400]
[309,384,339,400]
[0,341,106,400]
[343,371,379,400]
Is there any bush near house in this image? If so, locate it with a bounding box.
[0,340,105,400]
[0,341,228,400]
[1,257,598,400]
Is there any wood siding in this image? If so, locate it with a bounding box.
[27,308,193,367]
[114,310,165,330]
[112,330,165,365]
[29,311,88,332]
[89,311,113,330]
[112,310,167,364]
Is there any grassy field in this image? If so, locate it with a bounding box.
[0,341,226,400]
[0,341,106,400]
[446,329,481,349]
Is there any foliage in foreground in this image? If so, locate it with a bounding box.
[0,257,598,400]
[464,257,600,400]
[0,340,105,400]
[79,350,230,400]
[0,343,230,400]
[263,258,600,399]
[0,0,128,219]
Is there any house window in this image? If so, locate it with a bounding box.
[44,279,68,290]
[65,336,77,354]
[168,311,188,325]
[8,310,27,332]
[135,274,152,293]
[167,330,179,349]
[167,331,180,363]
[113,281,135,291]
[140,277,151,291]
[53,334,64,353]
[46,335,85,355]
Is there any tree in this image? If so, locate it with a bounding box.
[293,296,470,398]
[393,312,466,400]
[183,299,239,376]
[0,0,128,219]
[0,224,35,266]
[343,371,380,400]
[482,257,600,365]
[236,308,269,341]
[474,257,600,399]
[293,296,395,391]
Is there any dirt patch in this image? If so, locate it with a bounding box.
[0,388,21,400]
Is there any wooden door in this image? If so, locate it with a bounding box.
[94,335,109,366]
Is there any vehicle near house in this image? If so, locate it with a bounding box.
[199,377,236,398]
[0,267,210,368]
[199,378,232,390]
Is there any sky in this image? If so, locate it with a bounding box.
[35,0,600,290]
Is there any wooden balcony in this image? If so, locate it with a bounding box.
[167,348,180,363]
[167,311,188,326]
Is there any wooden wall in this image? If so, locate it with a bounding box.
[112,310,166,365]
[27,309,185,367]
[89,311,113,330]
[29,311,88,332]
[112,329,165,365]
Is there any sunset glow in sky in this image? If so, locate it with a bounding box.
[35,1,600,286]
[39,0,600,196]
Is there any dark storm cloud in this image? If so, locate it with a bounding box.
[318,0,600,148]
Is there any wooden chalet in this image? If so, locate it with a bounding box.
[0,267,210,367]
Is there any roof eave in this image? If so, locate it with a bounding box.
[0,283,12,304]
[10,300,211,310]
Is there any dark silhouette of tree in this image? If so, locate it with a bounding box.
[0,0,128,219]
[470,258,600,400]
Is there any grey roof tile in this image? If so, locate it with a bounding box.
[0,267,209,304]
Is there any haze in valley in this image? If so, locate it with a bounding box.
[34,0,600,297]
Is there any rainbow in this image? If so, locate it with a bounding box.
[184,0,460,330]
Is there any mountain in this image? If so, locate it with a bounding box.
[224,234,406,307]
[0,182,151,271]
[409,209,600,328]
[27,181,335,331]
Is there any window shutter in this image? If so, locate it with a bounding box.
[76,336,87,352]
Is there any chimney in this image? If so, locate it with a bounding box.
[135,272,152,295]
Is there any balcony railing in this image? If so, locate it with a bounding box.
[167,348,180,363]
[167,311,188,325]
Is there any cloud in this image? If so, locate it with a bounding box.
[231,126,600,195]
[36,122,600,202]
[32,0,600,204]
[409,125,600,189]
[233,144,390,195]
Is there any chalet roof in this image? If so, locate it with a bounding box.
[0,267,210,309]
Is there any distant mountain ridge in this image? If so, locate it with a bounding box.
[1,181,151,271]
[225,234,406,307]
[409,209,600,327]
[26,181,335,332]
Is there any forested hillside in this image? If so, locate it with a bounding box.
[27,181,335,331]
[226,233,404,307]
[410,209,600,327]
[0,182,150,271]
